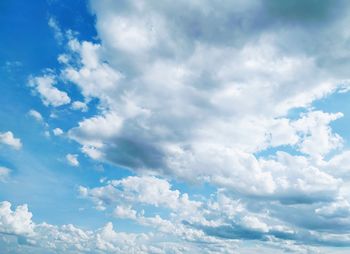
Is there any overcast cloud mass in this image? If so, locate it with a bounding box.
[2,0,350,253]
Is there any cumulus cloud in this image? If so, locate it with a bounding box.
[79,176,201,213]
[28,74,70,107]
[0,201,34,236]
[0,131,22,150]
[0,201,242,254]
[78,175,350,252]
[58,7,349,193]
[22,0,350,252]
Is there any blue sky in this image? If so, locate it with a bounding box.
[2,0,350,253]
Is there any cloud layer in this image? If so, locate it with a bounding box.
[5,0,350,253]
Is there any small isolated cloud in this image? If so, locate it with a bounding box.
[28,74,71,107]
[66,154,79,167]
[0,166,11,181]
[71,101,88,112]
[0,131,22,150]
[28,109,43,122]
[53,128,63,136]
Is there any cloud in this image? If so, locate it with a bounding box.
[21,0,350,251]
[0,201,236,254]
[66,154,79,167]
[71,101,88,112]
[113,205,137,220]
[0,131,22,150]
[59,27,347,190]
[52,128,63,136]
[0,201,34,236]
[28,75,70,107]
[0,167,11,182]
[80,176,201,213]
[78,175,350,251]
[28,110,43,122]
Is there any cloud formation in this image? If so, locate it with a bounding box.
[13,0,350,253]
[0,131,22,150]
[28,75,70,107]
[28,110,43,122]
[66,154,79,167]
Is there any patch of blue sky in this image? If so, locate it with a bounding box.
[0,0,119,230]
[172,180,218,201]
[313,91,350,148]
[254,144,303,159]
[256,90,350,159]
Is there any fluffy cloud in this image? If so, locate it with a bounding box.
[28,75,71,107]
[78,175,350,252]
[0,201,239,254]
[22,0,350,252]
[0,131,22,150]
[58,7,348,192]
[0,201,34,236]
[71,101,88,112]
[79,175,201,213]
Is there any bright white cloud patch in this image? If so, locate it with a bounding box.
[28,75,71,107]
[0,201,34,236]
[0,131,22,150]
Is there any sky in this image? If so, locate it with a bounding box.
[2,0,350,253]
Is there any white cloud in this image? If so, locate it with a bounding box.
[28,75,71,107]
[241,216,269,233]
[78,174,350,252]
[66,154,79,167]
[113,205,137,220]
[80,176,201,214]
[0,201,226,254]
[68,112,123,155]
[71,101,88,112]
[0,131,22,150]
[97,15,158,53]
[292,111,344,159]
[59,33,346,194]
[0,201,34,236]
[20,0,350,252]
[62,41,122,103]
[28,109,43,122]
[53,128,63,136]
